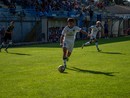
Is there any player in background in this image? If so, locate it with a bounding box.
[0,21,15,53]
[82,21,102,51]
[60,18,88,68]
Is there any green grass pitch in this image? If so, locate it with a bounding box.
[0,36,130,98]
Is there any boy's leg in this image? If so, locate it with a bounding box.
[5,44,9,53]
[62,48,72,68]
[0,42,4,52]
[82,40,91,49]
[0,35,6,52]
[66,42,74,61]
[63,47,68,68]
[6,33,12,49]
[95,40,101,52]
[67,51,71,58]
[62,41,74,68]
[5,40,12,49]
[84,41,91,46]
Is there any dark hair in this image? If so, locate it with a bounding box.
[67,18,75,22]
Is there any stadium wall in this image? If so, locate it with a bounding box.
[1,16,128,43]
[0,17,69,43]
[0,17,42,43]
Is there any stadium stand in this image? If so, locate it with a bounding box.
[0,0,129,43]
[0,0,116,21]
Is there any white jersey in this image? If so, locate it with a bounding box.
[89,25,101,38]
[62,26,81,42]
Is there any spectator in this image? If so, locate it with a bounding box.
[89,7,93,20]
[11,0,16,5]
[126,28,130,35]
[48,27,62,42]
[104,21,109,39]
[9,4,16,15]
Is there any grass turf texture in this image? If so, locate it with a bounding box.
[0,36,130,98]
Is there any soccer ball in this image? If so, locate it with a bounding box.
[58,65,65,73]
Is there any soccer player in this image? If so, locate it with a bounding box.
[82,21,102,51]
[0,21,15,53]
[60,18,88,68]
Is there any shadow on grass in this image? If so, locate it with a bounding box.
[99,51,124,55]
[62,72,68,74]
[67,67,118,76]
[8,52,31,56]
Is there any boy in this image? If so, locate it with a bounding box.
[82,21,102,51]
[60,18,88,68]
[0,21,15,53]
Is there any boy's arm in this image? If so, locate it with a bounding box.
[60,35,64,46]
[80,30,88,35]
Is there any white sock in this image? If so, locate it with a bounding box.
[63,59,66,65]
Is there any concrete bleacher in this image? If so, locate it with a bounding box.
[0,0,83,18]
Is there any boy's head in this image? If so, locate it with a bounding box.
[67,18,75,22]
[96,21,101,27]
[67,18,75,27]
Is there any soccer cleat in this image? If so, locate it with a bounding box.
[5,49,8,53]
[97,48,101,52]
